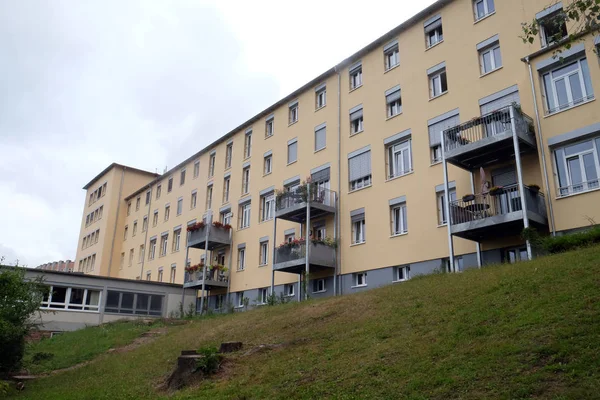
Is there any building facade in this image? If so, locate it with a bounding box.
[74,0,600,311]
[36,260,74,272]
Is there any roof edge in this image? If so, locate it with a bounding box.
[83,163,159,190]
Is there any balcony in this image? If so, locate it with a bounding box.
[273,241,336,274]
[443,106,537,170]
[275,186,336,223]
[449,185,548,241]
[183,268,229,289]
[187,223,232,250]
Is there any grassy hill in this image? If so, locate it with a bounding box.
[11,245,600,399]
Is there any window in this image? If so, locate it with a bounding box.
[348,148,372,191]
[138,245,145,263]
[120,253,125,269]
[424,15,443,48]
[217,251,226,266]
[208,153,216,178]
[132,221,138,237]
[542,56,594,114]
[314,124,326,152]
[156,184,161,200]
[265,116,274,138]
[313,278,326,293]
[288,139,298,164]
[284,283,295,297]
[428,111,460,163]
[284,232,295,243]
[160,234,168,257]
[146,271,151,281]
[386,86,402,118]
[172,229,181,253]
[242,166,250,194]
[225,143,233,169]
[239,202,251,229]
[387,139,412,179]
[104,290,163,316]
[180,169,186,186]
[351,211,366,244]
[157,269,163,282]
[431,145,442,164]
[127,202,131,216]
[136,197,140,211]
[164,204,170,221]
[353,272,367,287]
[144,191,150,206]
[206,186,213,210]
[454,256,464,272]
[220,210,232,226]
[190,191,197,209]
[167,176,173,193]
[289,102,299,124]
[437,188,457,225]
[187,162,196,182]
[391,201,408,236]
[264,154,272,175]
[261,193,275,222]
[506,247,529,263]
[350,105,363,135]
[258,288,269,305]
[479,39,502,75]
[236,292,245,308]
[129,249,134,266]
[429,66,448,98]
[237,247,246,270]
[41,286,101,312]
[244,131,252,158]
[142,216,148,232]
[474,0,494,20]
[554,136,600,196]
[149,239,156,260]
[170,265,176,283]
[394,266,410,282]
[259,241,269,266]
[538,8,568,48]
[384,41,399,71]
[177,198,183,215]
[316,85,326,109]
[313,222,326,240]
[349,62,362,90]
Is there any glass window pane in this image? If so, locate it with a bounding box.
[569,73,584,103]
[69,288,85,306]
[580,58,593,98]
[583,153,598,182]
[136,294,149,314]
[52,287,67,304]
[568,157,583,184]
[121,293,134,310]
[86,290,100,306]
[483,51,492,72]
[106,291,120,308]
[150,296,163,312]
[493,47,502,68]
[565,140,593,156]
[555,78,569,108]
[476,1,485,18]
[552,61,578,78]
[487,0,495,13]
[543,73,556,111]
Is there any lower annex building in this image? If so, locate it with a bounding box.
[74,0,600,312]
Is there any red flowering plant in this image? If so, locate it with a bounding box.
[186,221,206,232]
[276,237,306,250]
[185,263,204,273]
[212,221,232,231]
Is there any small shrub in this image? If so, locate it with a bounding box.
[31,351,54,364]
[195,346,222,375]
[537,225,600,254]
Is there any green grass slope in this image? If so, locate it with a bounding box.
[12,246,600,399]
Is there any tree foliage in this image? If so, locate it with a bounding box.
[521,0,600,52]
[0,264,46,377]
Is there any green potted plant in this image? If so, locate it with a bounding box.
[462,194,475,202]
[528,184,540,194]
[489,186,504,196]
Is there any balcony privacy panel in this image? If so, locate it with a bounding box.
[348,151,371,182]
[429,114,460,147]
[492,167,517,187]
[480,91,521,114]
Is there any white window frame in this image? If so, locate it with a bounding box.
[258,288,269,305]
[312,278,326,293]
[240,203,251,229]
[289,104,299,124]
[387,98,402,118]
[539,12,567,48]
[316,88,326,109]
[264,155,272,175]
[149,240,156,260]
[225,143,233,169]
[41,286,102,312]
[208,154,216,177]
[431,144,443,164]
[437,189,457,225]
[384,46,399,71]
[542,57,593,114]
[261,194,275,222]
[353,272,367,288]
[170,266,176,283]
[554,137,600,196]
[237,248,246,271]
[284,283,295,297]
[164,205,170,221]
[265,119,274,138]
[193,160,200,178]
[352,218,366,244]
[242,167,250,195]
[350,175,372,192]
[236,292,245,308]
[206,186,213,210]
[429,69,448,98]
[391,203,408,236]
[180,169,186,186]
[351,116,364,135]
[350,67,363,90]
[259,241,269,266]
[173,229,181,252]
[479,43,502,75]
[176,198,183,215]
[394,266,411,282]
[387,139,412,179]
[244,132,252,158]
[160,235,168,256]
[426,26,443,48]
[191,191,197,209]
[223,177,230,203]
[473,0,495,21]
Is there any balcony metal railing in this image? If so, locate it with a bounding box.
[558,179,600,197]
[276,185,336,212]
[274,242,336,267]
[443,105,534,153]
[184,268,229,284]
[449,184,547,226]
[547,94,594,115]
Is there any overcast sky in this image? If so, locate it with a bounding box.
[0,0,435,267]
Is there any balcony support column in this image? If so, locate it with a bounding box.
[270,217,277,296]
[181,245,190,314]
[226,228,233,308]
[510,106,532,261]
[199,212,211,315]
[470,172,482,268]
[333,191,338,296]
[441,131,456,272]
[304,183,311,301]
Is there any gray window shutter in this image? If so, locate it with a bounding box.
[428,115,460,147]
[315,127,326,150]
[424,15,442,33]
[492,167,517,187]
[350,108,363,121]
[386,89,401,104]
[480,91,521,114]
[348,151,372,182]
[288,142,297,162]
[311,167,330,183]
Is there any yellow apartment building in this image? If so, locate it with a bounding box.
[74,0,600,312]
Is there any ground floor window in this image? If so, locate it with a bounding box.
[104,291,163,316]
[312,278,326,293]
[284,284,295,297]
[353,272,367,287]
[506,247,528,263]
[41,286,101,312]
[394,266,410,282]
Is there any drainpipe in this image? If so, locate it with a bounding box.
[106,167,125,277]
[139,182,153,279]
[441,131,455,272]
[199,211,211,314]
[469,172,482,268]
[226,226,233,310]
[525,56,556,236]
[270,216,277,295]
[335,68,342,294]
[305,184,311,301]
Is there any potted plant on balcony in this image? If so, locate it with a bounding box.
[187,221,205,233]
[528,184,540,194]
[489,186,504,196]
[462,194,475,203]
